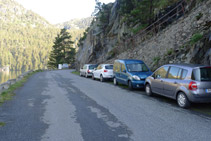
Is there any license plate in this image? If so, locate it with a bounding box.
[206,89,211,93]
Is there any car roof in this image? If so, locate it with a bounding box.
[163,63,209,69]
[85,64,97,66]
[115,59,144,63]
[100,64,113,66]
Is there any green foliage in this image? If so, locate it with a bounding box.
[195,13,203,21]
[153,56,161,64]
[48,28,75,69]
[71,71,80,75]
[0,71,36,104]
[0,0,59,71]
[190,33,203,45]
[167,48,173,55]
[118,0,180,26]
[131,24,148,34]
[0,122,5,127]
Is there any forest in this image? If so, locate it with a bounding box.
[0,0,89,71]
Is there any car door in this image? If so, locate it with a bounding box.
[95,65,102,79]
[120,63,128,85]
[81,65,86,75]
[114,62,121,82]
[163,66,181,97]
[83,65,87,75]
[151,66,169,94]
[163,68,189,97]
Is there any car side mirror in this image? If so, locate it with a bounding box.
[122,70,126,73]
[94,68,97,71]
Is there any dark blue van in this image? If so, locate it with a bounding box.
[113,59,152,90]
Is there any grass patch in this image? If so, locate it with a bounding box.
[0,70,39,104]
[190,33,203,45]
[72,71,80,76]
[0,122,5,127]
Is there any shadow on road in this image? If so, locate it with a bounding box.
[76,74,211,118]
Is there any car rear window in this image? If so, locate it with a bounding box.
[89,65,97,69]
[192,67,211,81]
[105,65,113,69]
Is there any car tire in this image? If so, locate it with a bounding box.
[100,75,104,82]
[92,74,95,80]
[128,81,133,90]
[177,92,190,108]
[113,77,118,85]
[145,84,153,96]
[85,73,88,78]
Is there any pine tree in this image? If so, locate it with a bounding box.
[47,28,75,69]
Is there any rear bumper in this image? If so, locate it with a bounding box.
[103,74,114,79]
[87,72,93,76]
[187,92,211,103]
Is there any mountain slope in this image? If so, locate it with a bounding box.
[56,17,93,49]
[56,17,93,30]
[0,0,59,70]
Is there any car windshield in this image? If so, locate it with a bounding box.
[105,65,113,69]
[192,67,211,81]
[126,63,149,72]
[89,65,97,69]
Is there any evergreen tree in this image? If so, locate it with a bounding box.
[47,28,75,69]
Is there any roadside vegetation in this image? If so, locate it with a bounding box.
[71,71,80,75]
[0,70,42,104]
[0,122,5,127]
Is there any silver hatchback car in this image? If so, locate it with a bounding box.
[145,64,211,108]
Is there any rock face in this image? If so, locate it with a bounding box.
[76,0,211,70]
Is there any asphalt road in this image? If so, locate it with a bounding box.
[0,70,211,141]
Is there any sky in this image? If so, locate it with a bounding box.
[15,0,116,24]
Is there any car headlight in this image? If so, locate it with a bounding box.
[132,75,140,80]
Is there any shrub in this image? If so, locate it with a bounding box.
[190,33,203,45]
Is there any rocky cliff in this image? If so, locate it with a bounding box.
[76,0,211,70]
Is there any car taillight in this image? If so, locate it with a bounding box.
[87,70,90,73]
[189,81,197,91]
[104,69,108,72]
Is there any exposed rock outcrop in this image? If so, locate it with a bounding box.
[76,0,211,70]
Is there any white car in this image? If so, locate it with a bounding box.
[92,64,114,82]
[80,64,98,78]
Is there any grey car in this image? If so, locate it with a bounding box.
[145,64,211,108]
[80,64,98,78]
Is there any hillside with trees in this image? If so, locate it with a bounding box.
[0,0,59,71]
[0,0,89,71]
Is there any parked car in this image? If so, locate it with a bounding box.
[92,64,114,82]
[113,59,152,90]
[145,64,211,108]
[80,64,98,78]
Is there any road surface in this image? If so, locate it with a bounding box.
[0,70,211,141]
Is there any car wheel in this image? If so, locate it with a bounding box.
[177,92,190,108]
[92,74,95,80]
[128,81,133,90]
[85,73,88,78]
[100,75,104,82]
[113,77,118,85]
[145,84,153,96]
